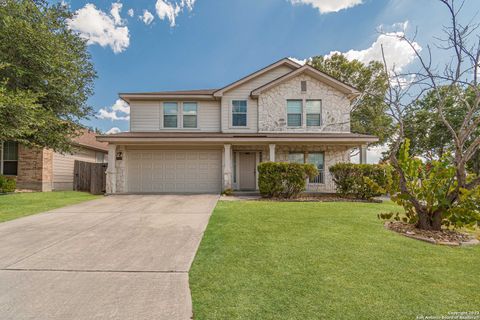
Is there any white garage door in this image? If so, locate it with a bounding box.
[126,150,222,193]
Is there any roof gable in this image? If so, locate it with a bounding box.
[250,64,359,99]
[212,58,301,97]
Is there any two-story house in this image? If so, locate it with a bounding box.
[97,58,378,194]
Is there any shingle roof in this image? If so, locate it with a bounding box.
[73,129,109,152]
[119,89,217,96]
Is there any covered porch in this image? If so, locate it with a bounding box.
[224,143,368,193]
[97,132,376,194]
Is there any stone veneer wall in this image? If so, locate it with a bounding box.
[234,144,351,193]
[258,74,351,133]
[275,145,351,193]
[16,145,53,191]
[115,145,126,193]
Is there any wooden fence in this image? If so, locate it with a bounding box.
[73,161,107,195]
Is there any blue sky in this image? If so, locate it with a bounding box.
[64,0,479,137]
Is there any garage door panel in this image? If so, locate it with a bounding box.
[127,150,221,193]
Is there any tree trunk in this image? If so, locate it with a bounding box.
[416,210,443,231]
[431,210,443,231]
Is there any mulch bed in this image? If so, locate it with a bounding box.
[257,194,382,203]
[385,221,479,246]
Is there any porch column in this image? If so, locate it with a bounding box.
[359,145,367,164]
[106,144,117,194]
[269,144,276,162]
[223,144,232,190]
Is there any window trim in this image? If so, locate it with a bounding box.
[182,102,198,129]
[1,141,19,176]
[306,99,322,127]
[287,99,303,128]
[163,102,179,128]
[231,100,248,128]
[162,102,200,129]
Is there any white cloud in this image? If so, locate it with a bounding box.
[111,99,130,114]
[127,8,134,17]
[288,57,308,65]
[67,3,130,54]
[106,127,122,134]
[155,0,196,27]
[97,99,130,121]
[110,2,124,25]
[289,0,363,14]
[326,30,421,72]
[141,10,155,25]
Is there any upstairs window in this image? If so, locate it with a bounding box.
[1,141,18,176]
[163,102,178,128]
[306,100,321,127]
[183,102,198,128]
[287,100,302,127]
[232,100,247,127]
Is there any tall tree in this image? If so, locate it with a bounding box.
[382,0,480,230]
[0,0,96,151]
[309,54,392,145]
[403,86,480,175]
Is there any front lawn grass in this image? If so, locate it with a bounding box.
[0,191,101,222]
[190,201,480,320]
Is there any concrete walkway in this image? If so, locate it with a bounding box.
[0,194,219,320]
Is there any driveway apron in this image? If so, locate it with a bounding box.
[0,194,218,320]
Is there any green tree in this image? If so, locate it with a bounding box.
[309,54,392,145]
[0,0,96,151]
[404,86,480,175]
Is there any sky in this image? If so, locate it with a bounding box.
[62,0,480,163]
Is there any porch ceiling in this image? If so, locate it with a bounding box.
[96,132,378,145]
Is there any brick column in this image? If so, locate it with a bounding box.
[16,146,53,191]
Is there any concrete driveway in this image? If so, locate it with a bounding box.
[0,194,219,320]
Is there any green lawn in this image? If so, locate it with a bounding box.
[190,201,480,320]
[0,191,101,222]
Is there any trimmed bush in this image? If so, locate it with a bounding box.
[258,162,318,198]
[329,163,390,200]
[0,175,16,193]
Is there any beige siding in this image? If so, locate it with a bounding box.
[221,65,293,133]
[198,101,221,131]
[130,101,161,131]
[130,100,220,132]
[52,148,105,190]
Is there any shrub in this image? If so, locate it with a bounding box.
[258,162,318,198]
[329,163,391,200]
[0,175,16,193]
[375,140,480,230]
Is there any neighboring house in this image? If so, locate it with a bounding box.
[97,58,378,194]
[0,130,108,191]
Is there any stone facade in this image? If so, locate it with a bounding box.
[230,144,350,193]
[115,145,126,193]
[275,144,350,193]
[16,145,53,191]
[258,74,351,133]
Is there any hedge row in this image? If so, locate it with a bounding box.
[258,162,318,198]
[329,163,390,200]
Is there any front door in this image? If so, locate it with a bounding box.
[239,152,256,190]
